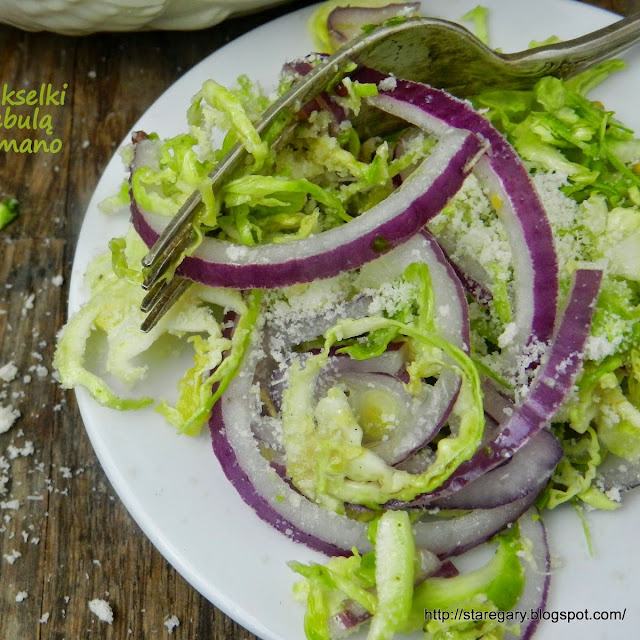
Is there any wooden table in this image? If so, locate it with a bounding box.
[0,0,636,638]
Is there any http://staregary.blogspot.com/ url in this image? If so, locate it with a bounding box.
[424,607,627,625]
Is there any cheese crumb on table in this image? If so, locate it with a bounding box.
[21,293,35,316]
[164,614,180,634]
[0,362,18,383]
[0,404,20,434]
[88,598,114,624]
[3,549,22,564]
[7,440,35,459]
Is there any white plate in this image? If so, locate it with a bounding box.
[70,2,640,639]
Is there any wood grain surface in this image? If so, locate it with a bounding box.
[0,1,637,638]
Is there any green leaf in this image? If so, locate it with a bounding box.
[0,197,19,230]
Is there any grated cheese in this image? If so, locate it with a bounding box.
[584,334,619,361]
[3,549,21,564]
[0,362,18,383]
[164,614,180,634]
[0,404,20,434]
[21,293,35,317]
[0,456,8,495]
[88,598,114,624]
[378,76,397,92]
[7,440,34,460]
[605,486,622,503]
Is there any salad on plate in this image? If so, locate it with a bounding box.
[55,2,640,639]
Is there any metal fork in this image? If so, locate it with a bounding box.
[139,10,640,332]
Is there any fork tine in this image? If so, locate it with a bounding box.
[142,190,202,269]
[138,42,357,301]
[140,276,192,333]
[137,11,640,331]
[140,130,254,280]
[141,276,174,313]
[137,32,378,325]
[142,224,198,291]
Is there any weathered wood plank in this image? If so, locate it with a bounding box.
[0,30,75,242]
[0,238,66,639]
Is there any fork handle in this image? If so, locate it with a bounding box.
[504,11,640,78]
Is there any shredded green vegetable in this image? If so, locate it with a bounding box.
[0,197,19,230]
[53,3,640,640]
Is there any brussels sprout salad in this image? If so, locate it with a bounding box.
[55,2,640,639]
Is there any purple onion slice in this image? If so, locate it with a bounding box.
[360,229,471,351]
[356,68,560,371]
[312,365,461,466]
[430,430,563,510]
[506,508,551,640]
[596,453,640,493]
[412,492,538,559]
[327,3,421,49]
[401,268,603,505]
[208,243,561,557]
[210,331,536,558]
[265,228,470,466]
[210,335,370,557]
[131,125,482,289]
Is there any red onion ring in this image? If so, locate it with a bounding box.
[131,127,483,289]
[413,492,538,558]
[430,430,563,510]
[326,3,421,49]
[506,508,551,640]
[210,339,370,556]
[355,68,560,368]
[397,268,603,506]
[211,332,540,558]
